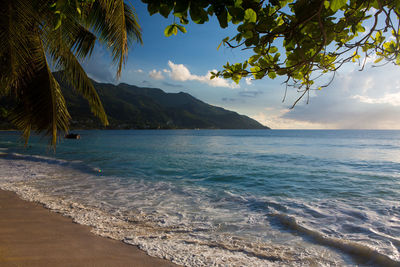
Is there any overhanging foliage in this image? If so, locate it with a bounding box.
[142,0,400,106]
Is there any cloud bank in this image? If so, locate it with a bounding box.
[279,66,400,129]
[148,61,239,89]
[149,69,164,80]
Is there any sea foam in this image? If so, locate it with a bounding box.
[0,155,347,267]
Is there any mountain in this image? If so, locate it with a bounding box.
[0,74,269,130]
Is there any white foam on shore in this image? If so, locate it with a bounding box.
[2,154,399,266]
[0,156,348,267]
[1,182,345,267]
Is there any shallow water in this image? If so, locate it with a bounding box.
[0,130,399,266]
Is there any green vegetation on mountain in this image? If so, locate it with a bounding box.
[0,74,268,130]
[60,77,268,130]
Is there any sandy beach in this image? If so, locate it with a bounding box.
[0,189,178,267]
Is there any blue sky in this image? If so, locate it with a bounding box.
[82,2,400,129]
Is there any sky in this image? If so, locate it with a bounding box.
[81,2,400,129]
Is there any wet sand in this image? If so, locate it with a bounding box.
[0,189,179,267]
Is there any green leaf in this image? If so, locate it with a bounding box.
[268,71,277,79]
[164,25,178,37]
[189,4,208,24]
[159,4,173,18]
[250,66,261,79]
[176,24,187,33]
[374,57,384,63]
[371,0,380,9]
[244,9,257,23]
[276,16,284,26]
[356,24,365,33]
[269,46,278,53]
[249,55,260,64]
[330,0,346,12]
[180,17,189,24]
[217,8,229,28]
[232,74,241,84]
[217,37,229,50]
[243,31,253,39]
[234,0,243,8]
[228,6,245,23]
[147,2,160,15]
[174,0,189,16]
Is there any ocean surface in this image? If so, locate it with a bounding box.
[0,130,399,266]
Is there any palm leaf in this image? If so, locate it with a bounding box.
[64,17,97,60]
[0,0,38,95]
[41,13,108,126]
[2,0,143,147]
[46,4,97,60]
[44,28,109,126]
[85,0,142,77]
[9,30,70,147]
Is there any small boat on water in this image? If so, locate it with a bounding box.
[64,133,80,139]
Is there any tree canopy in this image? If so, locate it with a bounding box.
[0,0,142,146]
[141,0,400,106]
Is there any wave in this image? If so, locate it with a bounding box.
[0,182,346,267]
[0,156,345,266]
[272,213,400,267]
[0,154,399,266]
[0,152,99,173]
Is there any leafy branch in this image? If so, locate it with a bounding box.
[142,0,400,107]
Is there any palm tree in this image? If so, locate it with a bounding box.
[0,0,142,147]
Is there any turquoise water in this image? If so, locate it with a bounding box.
[0,130,399,266]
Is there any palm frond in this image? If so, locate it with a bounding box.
[45,4,97,60]
[0,0,38,95]
[2,0,142,147]
[85,0,142,77]
[69,22,97,59]
[42,16,108,126]
[124,2,142,46]
[44,30,108,126]
[9,30,70,147]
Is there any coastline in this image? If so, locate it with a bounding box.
[0,189,178,267]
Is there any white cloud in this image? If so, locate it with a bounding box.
[353,92,400,106]
[281,65,400,129]
[252,108,334,129]
[158,61,239,88]
[245,77,253,85]
[149,69,164,80]
[136,69,143,73]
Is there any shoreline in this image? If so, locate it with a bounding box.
[0,189,179,267]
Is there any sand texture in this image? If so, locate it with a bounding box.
[0,189,179,267]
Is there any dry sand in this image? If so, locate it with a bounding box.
[0,189,179,267]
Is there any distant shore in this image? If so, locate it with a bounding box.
[0,189,178,267]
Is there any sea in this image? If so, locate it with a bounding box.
[0,130,399,267]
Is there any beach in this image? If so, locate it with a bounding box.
[0,189,178,267]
